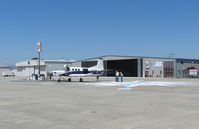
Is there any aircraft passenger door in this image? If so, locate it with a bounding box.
[66,67,70,71]
[145,71,149,77]
[83,69,88,74]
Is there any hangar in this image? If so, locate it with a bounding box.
[15,58,74,78]
[15,55,199,78]
[72,55,199,78]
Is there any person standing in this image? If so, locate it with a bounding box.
[115,71,119,82]
[120,72,123,82]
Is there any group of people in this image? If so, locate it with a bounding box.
[115,71,123,82]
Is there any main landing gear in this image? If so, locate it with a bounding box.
[67,78,83,82]
[57,77,84,82]
[68,78,71,82]
[79,78,83,82]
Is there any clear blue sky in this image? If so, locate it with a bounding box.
[0,0,199,65]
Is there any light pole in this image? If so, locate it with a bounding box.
[38,51,40,79]
[169,53,174,58]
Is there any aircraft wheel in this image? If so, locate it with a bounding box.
[68,78,71,82]
[58,79,61,82]
[80,78,83,82]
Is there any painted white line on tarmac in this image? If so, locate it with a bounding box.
[84,80,193,88]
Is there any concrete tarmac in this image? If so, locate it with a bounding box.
[0,77,199,129]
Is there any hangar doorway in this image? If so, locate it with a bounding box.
[82,59,139,77]
[106,59,138,77]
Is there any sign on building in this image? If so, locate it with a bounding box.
[153,62,163,67]
[189,69,197,77]
[145,61,150,69]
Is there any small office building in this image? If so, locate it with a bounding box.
[72,55,199,78]
[16,59,74,78]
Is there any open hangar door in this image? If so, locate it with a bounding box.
[81,59,138,77]
[106,59,138,77]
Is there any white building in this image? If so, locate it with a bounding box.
[0,66,11,76]
[16,59,74,78]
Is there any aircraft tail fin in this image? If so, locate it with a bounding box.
[90,58,104,70]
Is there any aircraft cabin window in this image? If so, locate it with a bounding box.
[78,69,80,71]
[72,69,74,71]
[75,69,77,71]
